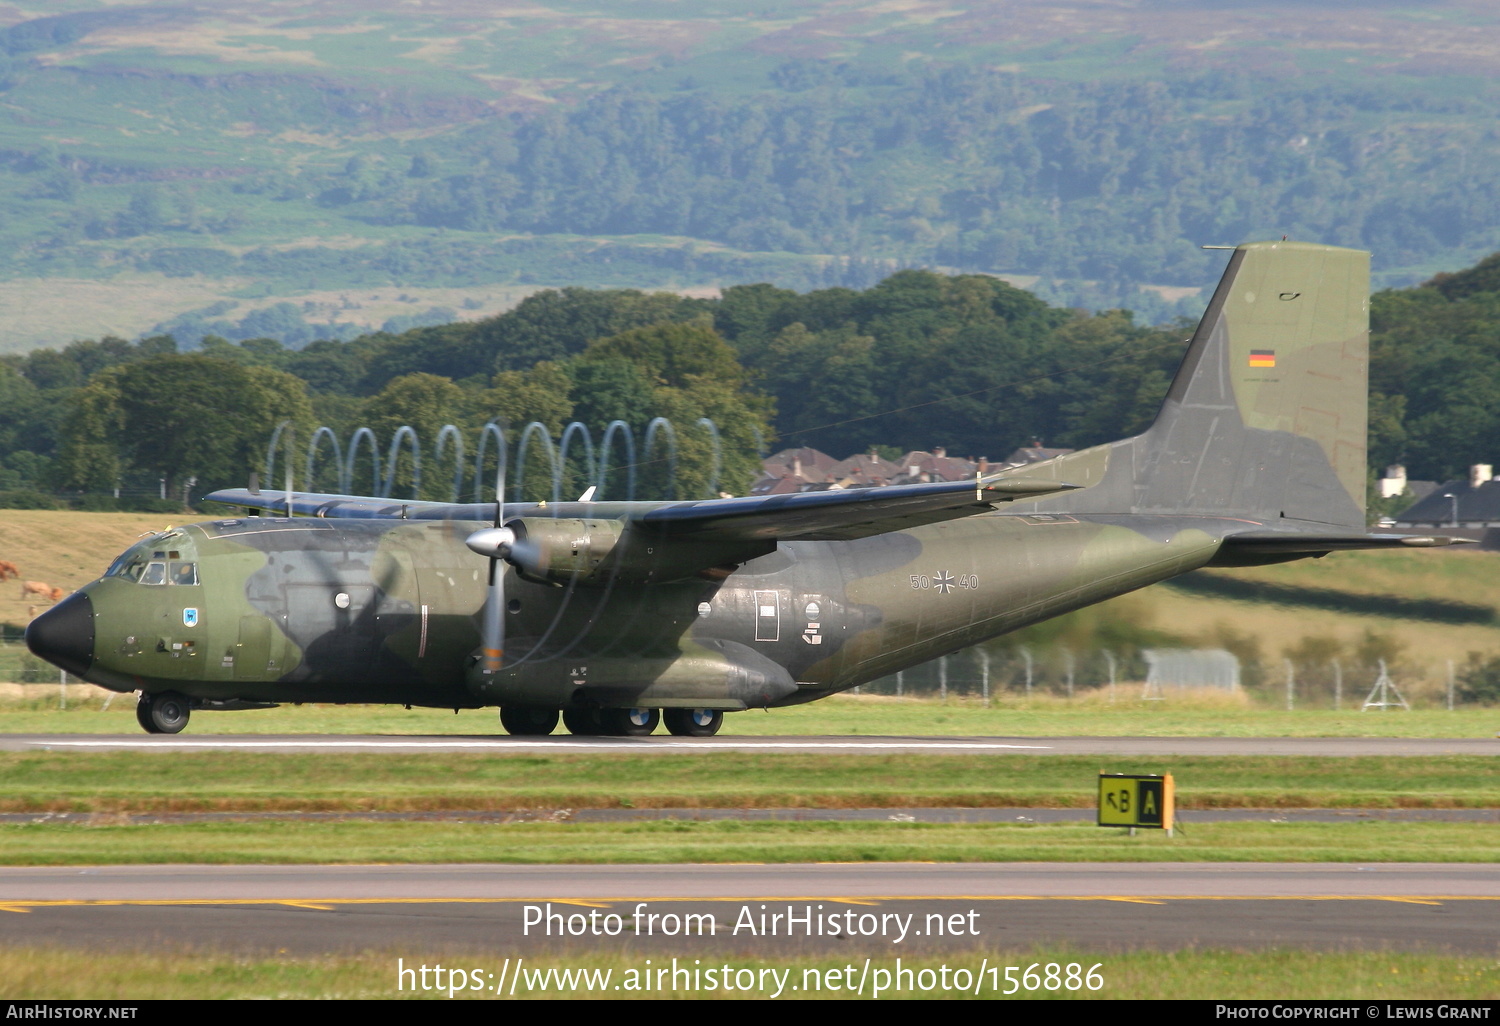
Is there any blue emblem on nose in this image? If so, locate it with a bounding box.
[183,608,199,628]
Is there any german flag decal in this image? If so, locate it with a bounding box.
[1248,349,1276,368]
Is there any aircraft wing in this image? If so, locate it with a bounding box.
[635,478,1078,541]
[203,488,470,520]
[204,477,1079,542]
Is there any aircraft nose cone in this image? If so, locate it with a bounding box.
[25,591,94,678]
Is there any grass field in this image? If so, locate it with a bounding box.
[1,747,1495,865]
[3,751,1496,813]
[2,818,1496,866]
[2,946,1493,1000]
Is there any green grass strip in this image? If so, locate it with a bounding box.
[1,752,1496,812]
[1,819,1496,866]
[2,945,1496,1000]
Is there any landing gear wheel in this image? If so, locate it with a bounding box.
[599,707,659,737]
[138,691,190,734]
[134,693,158,734]
[663,708,722,737]
[562,707,604,736]
[499,707,559,736]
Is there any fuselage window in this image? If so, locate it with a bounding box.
[141,562,167,586]
[169,561,199,586]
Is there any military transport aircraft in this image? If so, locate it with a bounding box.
[26,241,1464,736]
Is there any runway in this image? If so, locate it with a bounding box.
[4,864,1497,955]
[4,733,1497,755]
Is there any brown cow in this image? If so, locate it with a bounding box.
[49,586,66,602]
[20,580,55,602]
[0,560,18,581]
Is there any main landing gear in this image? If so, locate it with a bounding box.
[663,708,723,737]
[135,691,191,734]
[499,706,723,737]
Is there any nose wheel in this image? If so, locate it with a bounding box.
[135,691,191,734]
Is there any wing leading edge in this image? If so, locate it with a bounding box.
[204,477,1080,542]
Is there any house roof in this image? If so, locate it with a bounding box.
[1394,477,1500,525]
[1000,445,1073,466]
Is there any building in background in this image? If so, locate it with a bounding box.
[751,442,1073,495]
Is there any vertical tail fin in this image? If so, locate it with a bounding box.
[1019,241,1370,529]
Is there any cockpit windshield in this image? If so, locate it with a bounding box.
[104,539,198,586]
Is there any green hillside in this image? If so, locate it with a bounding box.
[2,2,1500,347]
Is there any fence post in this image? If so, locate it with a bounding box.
[1104,650,1117,704]
[1021,646,1033,697]
[1332,659,1342,711]
[1284,658,1295,711]
[979,649,991,707]
[1447,659,1455,711]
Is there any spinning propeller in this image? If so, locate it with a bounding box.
[463,476,545,675]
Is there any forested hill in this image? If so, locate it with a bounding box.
[0,2,1499,348]
[2,255,1499,510]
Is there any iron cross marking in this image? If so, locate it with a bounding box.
[934,571,956,594]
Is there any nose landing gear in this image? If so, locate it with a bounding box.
[135,691,191,734]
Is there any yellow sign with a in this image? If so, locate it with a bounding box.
[1097,773,1174,832]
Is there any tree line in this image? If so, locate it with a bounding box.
[2,254,1498,509]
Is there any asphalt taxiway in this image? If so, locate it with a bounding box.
[3,864,1497,955]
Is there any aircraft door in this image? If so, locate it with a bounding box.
[753,590,781,642]
[234,614,287,680]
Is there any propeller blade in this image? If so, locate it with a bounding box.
[481,558,504,675]
[479,448,508,676]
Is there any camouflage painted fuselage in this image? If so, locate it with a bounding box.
[68,506,1224,711]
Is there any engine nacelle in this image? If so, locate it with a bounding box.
[507,518,627,586]
[505,516,775,587]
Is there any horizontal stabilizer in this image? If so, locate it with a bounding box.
[1209,529,1475,566]
[1219,531,1474,553]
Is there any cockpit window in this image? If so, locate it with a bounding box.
[105,556,147,582]
[105,541,198,585]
